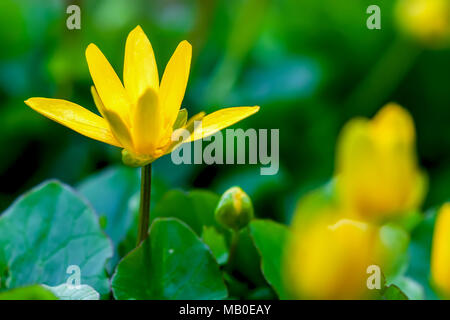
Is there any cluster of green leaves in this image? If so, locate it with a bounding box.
[0,165,443,300]
[0,166,291,300]
[374,207,442,300]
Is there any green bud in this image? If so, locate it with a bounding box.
[215,187,254,231]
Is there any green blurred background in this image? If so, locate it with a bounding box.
[1,0,449,223]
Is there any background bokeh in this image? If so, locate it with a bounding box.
[1,0,449,223]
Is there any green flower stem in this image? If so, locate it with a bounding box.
[226,231,240,272]
[137,164,152,246]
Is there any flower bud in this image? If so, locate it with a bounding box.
[284,215,382,299]
[395,0,450,47]
[335,103,427,223]
[215,187,254,231]
[431,203,450,298]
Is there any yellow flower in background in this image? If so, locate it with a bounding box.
[284,215,382,300]
[431,203,450,298]
[335,103,427,223]
[395,0,450,47]
[284,190,410,300]
[25,26,259,166]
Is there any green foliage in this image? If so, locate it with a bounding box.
[150,188,266,295]
[78,166,140,244]
[378,223,410,281]
[202,226,229,265]
[111,218,227,300]
[77,166,168,270]
[43,284,100,300]
[389,276,424,300]
[249,220,290,299]
[151,189,221,235]
[77,166,140,270]
[405,209,439,299]
[381,284,409,300]
[0,181,112,297]
[0,285,57,300]
[0,169,444,300]
[233,227,266,287]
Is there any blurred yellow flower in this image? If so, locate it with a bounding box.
[284,214,382,299]
[395,0,450,47]
[335,103,427,223]
[25,26,259,166]
[284,188,411,300]
[431,203,450,298]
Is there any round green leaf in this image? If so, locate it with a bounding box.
[249,219,290,299]
[152,190,220,235]
[77,166,167,270]
[233,227,266,286]
[42,283,100,300]
[0,181,112,297]
[202,226,229,265]
[0,285,57,300]
[77,166,139,269]
[112,218,227,300]
[78,166,140,245]
[406,209,439,299]
[382,284,408,300]
[152,189,265,287]
[389,276,424,300]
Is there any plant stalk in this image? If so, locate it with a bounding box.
[226,231,240,272]
[137,164,152,246]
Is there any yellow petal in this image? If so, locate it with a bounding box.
[189,106,260,142]
[167,111,205,153]
[371,103,415,146]
[24,98,120,147]
[85,43,130,123]
[336,103,425,221]
[431,203,450,297]
[132,88,161,154]
[101,108,134,151]
[184,111,206,133]
[90,85,133,150]
[336,117,398,218]
[159,40,192,128]
[173,108,188,130]
[91,86,106,118]
[285,215,378,299]
[124,25,159,104]
[336,118,371,174]
[406,170,428,210]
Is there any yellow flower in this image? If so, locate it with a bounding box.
[335,103,427,223]
[431,203,450,298]
[395,0,450,47]
[25,26,259,166]
[284,191,410,300]
[284,214,382,300]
